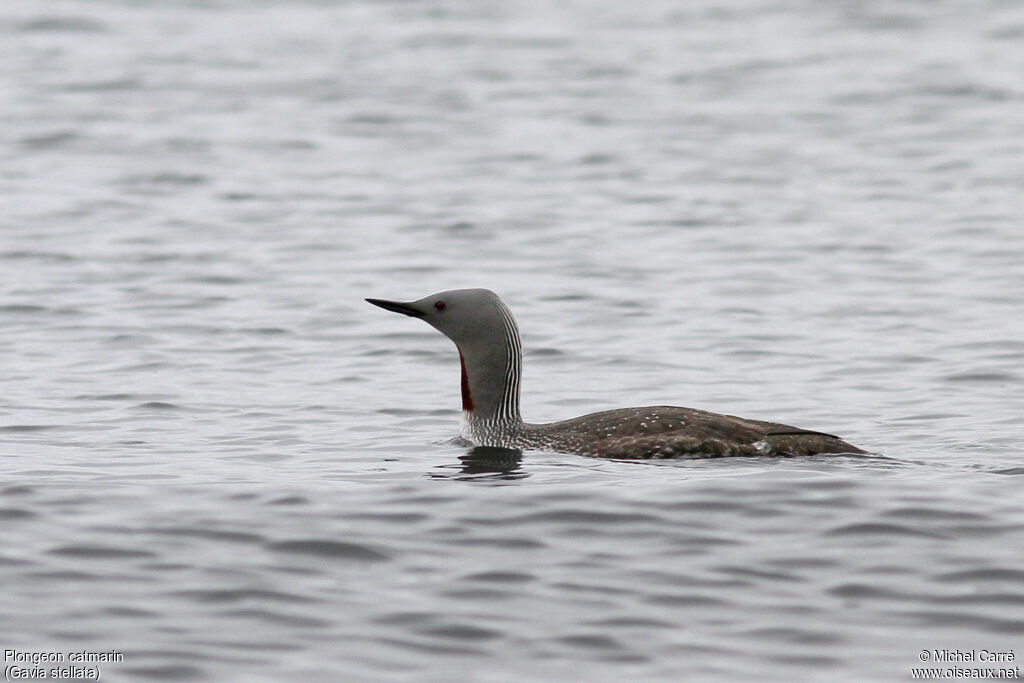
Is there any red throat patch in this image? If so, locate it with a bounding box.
[458,348,474,411]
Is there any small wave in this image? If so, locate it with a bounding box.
[461,571,535,584]
[265,539,390,562]
[121,665,206,681]
[18,16,106,33]
[992,467,1024,476]
[60,78,143,92]
[416,624,503,642]
[447,537,546,549]
[135,402,182,410]
[171,588,316,605]
[943,371,1019,383]
[17,132,80,151]
[49,544,157,559]
[0,304,49,314]
[935,568,1024,584]
[824,522,947,539]
[0,508,36,520]
[219,608,330,629]
[147,527,264,544]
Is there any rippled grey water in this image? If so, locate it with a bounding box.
[3,0,1024,681]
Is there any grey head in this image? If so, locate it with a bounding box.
[366,288,522,421]
[366,288,509,348]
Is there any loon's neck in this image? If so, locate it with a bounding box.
[456,298,523,443]
[461,410,523,447]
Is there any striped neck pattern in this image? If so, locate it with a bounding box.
[460,295,523,445]
[493,295,522,424]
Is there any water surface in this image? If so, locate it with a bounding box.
[2,0,1023,680]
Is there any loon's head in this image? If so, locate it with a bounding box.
[366,288,513,350]
[367,288,523,420]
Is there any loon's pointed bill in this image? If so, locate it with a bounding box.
[365,298,425,318]
[366,288,868,459]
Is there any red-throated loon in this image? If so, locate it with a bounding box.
[367,288,866,458]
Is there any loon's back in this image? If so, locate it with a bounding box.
[520,405,866,459]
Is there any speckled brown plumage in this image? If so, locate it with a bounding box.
[517,406,865,458]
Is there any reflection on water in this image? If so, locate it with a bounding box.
[460,446,525,475]
[431,446,527,480]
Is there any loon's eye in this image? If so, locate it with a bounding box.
[434,300,446,311]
